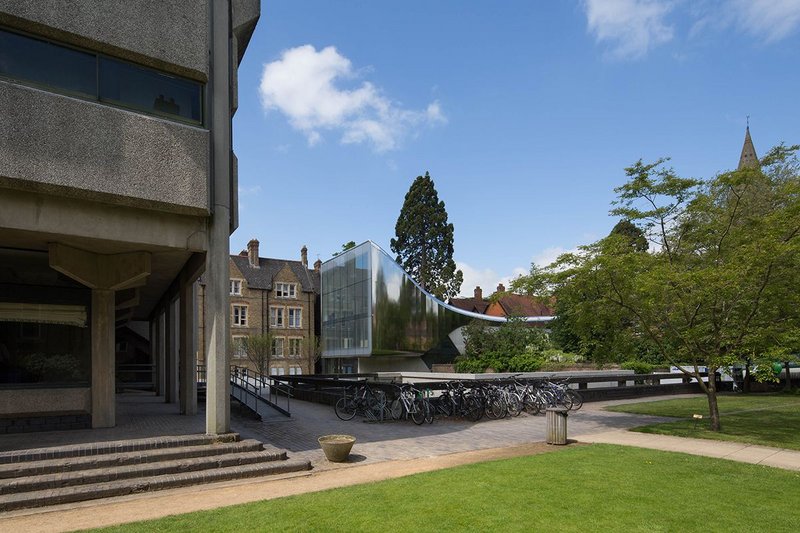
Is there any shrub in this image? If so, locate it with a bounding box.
[455,357,488,374]
[621,360,654,375]
[542,349,583,364]
[507,353,543,372]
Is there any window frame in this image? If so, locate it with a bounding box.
[288,337,302,357]
[231,335,247,359]
[0,26,204,127]
[232,304,248,327]
[269,306,285,328]
[275,282,297,299]
[271,337,284,357]
[229,279,243,296]
[288,307,303,328]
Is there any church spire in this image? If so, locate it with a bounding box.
[738,120,759,170]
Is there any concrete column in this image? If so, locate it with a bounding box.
[157,311,166,396]
[164,300,179,404]
[149,318,158,394]
[205,216,231,433]
[91,289,115,428]
[49,243,150,429]
[205,0,233,435]
[179,281,197,415]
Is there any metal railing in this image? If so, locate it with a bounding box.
[229,365,292,417]
[116,363,155,391]
[195,364,293,417]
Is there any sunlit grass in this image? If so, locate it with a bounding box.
[93,444,800,533]
[607,393,800,450]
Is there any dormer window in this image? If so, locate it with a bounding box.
[230,279,242,296]
[275,282,296,298]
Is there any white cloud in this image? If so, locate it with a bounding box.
[583,0,675,59]
[532,246,580,268]
[456,262,528,298]
[729,0,800,42]
[259,45,446,152]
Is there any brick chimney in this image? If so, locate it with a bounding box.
[496,283,505,293]
[301,245,308,267]
[247,239,259,269]
[474,286,483,300]
[314,259,322,272]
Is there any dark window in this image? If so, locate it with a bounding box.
[0,320,90,386]
[0,29,96,97]
[99,57,202,123]
[0,27,203,125]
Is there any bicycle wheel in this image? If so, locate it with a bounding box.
[423,399,434,424]
[464,396,483,422]
[390,398,404,420]
[557,392,574,410]
[334,397,357,421]
[506,392,524,417]
[410,399,427,425]
[566,389,583,411]
[438,398,454,418]
[524,394,542,415]
[485,397,506,419]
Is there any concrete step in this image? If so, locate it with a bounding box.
[0,439,269,480]
[0,433,240,465]
[0,458,312,511]
[0,450,292,495]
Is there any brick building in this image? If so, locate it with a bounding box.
[450,284,554,318]
[198,239,320,376]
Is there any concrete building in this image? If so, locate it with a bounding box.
[197,239,321,377]
[0,2,259,434]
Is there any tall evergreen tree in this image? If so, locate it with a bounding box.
[390,172,463,300]
[609,219,649,252]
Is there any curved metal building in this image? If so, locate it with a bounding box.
[320,241,552,373]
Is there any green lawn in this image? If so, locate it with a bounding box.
[93,445,800,533]
[607,393,800,450]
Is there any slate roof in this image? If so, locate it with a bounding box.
[230,255,319,293]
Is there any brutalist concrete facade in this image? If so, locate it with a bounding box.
[0,1,259,433]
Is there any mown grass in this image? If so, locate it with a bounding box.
[93,444,800,533]
[607,393,800,450]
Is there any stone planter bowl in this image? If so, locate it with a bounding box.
[318,434,356,462]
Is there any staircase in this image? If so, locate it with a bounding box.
[0,433,310,512]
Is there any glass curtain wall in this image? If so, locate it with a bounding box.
[0,250,91,387]
[321,245,371,357]
[321,242,505,362]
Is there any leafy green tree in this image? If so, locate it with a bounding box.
[514,146,800,431]
[332,241,357,257]
[390,172,463,299]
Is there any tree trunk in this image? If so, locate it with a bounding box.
[784,361,793,392]
[706,368,721,431]
[743,358,751,393]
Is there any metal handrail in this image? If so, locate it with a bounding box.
[229,365,292,416]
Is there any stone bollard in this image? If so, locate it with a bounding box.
[546,407,568,445]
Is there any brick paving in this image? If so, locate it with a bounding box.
[0,391,672,470]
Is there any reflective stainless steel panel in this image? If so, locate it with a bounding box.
[322,242,552,361]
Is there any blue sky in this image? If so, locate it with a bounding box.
[232,0,800,296]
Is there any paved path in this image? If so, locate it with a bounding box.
[575,429,800,471]
[2,393,800,531]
